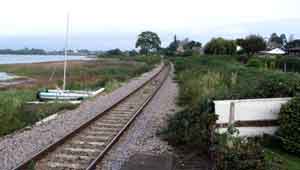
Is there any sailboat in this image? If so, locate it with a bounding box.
[37,13,104,101]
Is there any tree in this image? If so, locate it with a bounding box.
[168,35,179,52]
[286,39,300,49]
[106,48,123,56]
[128,50,138,56]
[269,33,284,48]
[280,33,287,46]
[239,35,266,56]
[204,37,236,55]
[288,34,294,42]
[236,38,244,46]
[135,31,161,54]
[183,41,202,50]
[270,33,282,44]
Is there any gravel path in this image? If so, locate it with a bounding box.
[97,64,179,170]
[0,64,163,170]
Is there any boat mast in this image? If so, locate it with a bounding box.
[63,13,70,91]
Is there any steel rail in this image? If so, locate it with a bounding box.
[11,63,168,170]
[86,64,170,170]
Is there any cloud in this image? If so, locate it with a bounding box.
[0,0,299,49]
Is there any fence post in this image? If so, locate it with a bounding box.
[229,102,235,124]
[284,62,287,72]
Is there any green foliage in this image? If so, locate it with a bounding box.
[161,72,222,149]
[239,35,267,56]
[239,55,300,73]
[264,147,300,170]
[177,71,228,108]
[104,79,122,92]
[269,33,284,48]
[98,48,126,57]
[277,56,300,73]
[136,31,161,54]
[183,41,202,50]
[277,97,300,154]
[204,37,236,55]
[106,48,123,56]
[27,160,36,170]
[247,58,264,68]
[0,48,46,55]
[0,56,160,137]
[161,109,217,150]
[165,40,179,56]
[163,55,300,168]
[254,73,300,98]
[0,90,78,136]
[133,55,161,66]
[0,90,35,136]
[287,39,300,49]
[215,128,266,170]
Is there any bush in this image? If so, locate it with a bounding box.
[204,38,236,55]
[163,55,300,170]
[254,72,300,98]
[277,56,300,73]
[0,90,34,136]
[215,132,266,170]
[161,109,217,150]
[213,127,286,170]
[277,97,300,154]
[161,68,229,150]
[0,89,78,136]
[247,58,264,68]
[163,56,300,151]
[133,55,161,66]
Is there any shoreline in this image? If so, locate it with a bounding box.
[0,54,97,65]
[0,63,164,170]
[0,58,97,66]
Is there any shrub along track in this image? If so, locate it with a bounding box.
[12,63,170,170]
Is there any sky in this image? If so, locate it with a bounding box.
[0,0,300,50]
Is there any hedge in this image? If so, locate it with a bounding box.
[277,97,300,154]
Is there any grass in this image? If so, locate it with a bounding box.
[0,55,161,137]
[163,55,300,169]
[264,147,300,170]
[0,58,156,90]
[0,89,79,136]
[170,55,300,109]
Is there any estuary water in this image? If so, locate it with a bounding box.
[0,72,18,81]
[0,54,88,65]
[0,54,89,80]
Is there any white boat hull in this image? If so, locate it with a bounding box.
[37,88,105,101]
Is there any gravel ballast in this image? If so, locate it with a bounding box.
[97,64,179,170]
[0,64,163,170]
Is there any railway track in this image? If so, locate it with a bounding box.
[12,63,170,170]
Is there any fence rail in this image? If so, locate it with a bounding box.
[214,97,291,136]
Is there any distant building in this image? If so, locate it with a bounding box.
[176,38,189,53]
[261,48,286,55]
[287,39,300,56]
[259,48,286,59]
[287,47,300,56]
[175,37,202,54]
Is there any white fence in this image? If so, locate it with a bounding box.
[213,98,291,136]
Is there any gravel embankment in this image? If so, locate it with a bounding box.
[0,64,163,170]
[97,64,179,170]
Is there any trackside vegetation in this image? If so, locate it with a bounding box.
[161,55,300,170]
[0,55,161,137]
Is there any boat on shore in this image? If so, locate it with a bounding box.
[37,13,104,101]
[37,88,105,101]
